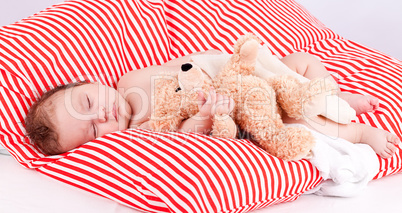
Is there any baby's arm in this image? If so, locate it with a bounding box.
[178,89,235,135]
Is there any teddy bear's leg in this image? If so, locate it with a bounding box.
[318,95,357,124]
[235,78,316,160]
[271,75,356,124]
[300,78,356,123]
[262,125,316,161]
[269,75,305,119]
[241,117,316,160]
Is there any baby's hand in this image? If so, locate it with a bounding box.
[197,89,235,118]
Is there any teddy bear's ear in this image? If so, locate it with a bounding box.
[178,62,206,92]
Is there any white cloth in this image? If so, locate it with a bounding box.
[190,45,308,82]
[288,124,380,197]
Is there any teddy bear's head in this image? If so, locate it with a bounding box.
[149,62,214,132]
[176,62,214,118]
[178,62,212,93]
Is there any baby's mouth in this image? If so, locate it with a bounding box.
[113,103,118,121]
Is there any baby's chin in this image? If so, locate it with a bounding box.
[117,116,130,131]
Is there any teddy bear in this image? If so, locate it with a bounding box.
[149,34,356,160]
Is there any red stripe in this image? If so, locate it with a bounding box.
[49,6,117,84]
[1,1,401,212]
[140,131,234,211]
[234,1,293,54]
[136,1,171,65]
[50,3,118,85]
[183,1,238,51]
[6,22,71,85]
[165,3,209,51]
[0,68,34,100]
[257,1,310,51]
[126,1,162,67]
[38,162,165,212]
[4,24,66,86]
[109,131,203,212]
[0,33,50,90]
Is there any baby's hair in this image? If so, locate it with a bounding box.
[24,81,89,155]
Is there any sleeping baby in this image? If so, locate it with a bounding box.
[24,50,400,159]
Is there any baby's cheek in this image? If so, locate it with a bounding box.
[118,118,129,131]
[99,123,120,137]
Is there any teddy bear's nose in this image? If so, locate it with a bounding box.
[181,63,193,72]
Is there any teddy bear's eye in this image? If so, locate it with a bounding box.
[175,87,181,92]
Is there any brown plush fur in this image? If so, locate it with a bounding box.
[149,72,214,132]
[150,34,338,160]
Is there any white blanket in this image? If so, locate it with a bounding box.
[290,124,380,197]
[191,45,308,83]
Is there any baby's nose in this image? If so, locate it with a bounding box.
[96,106,114,123]
[97,106,107,122]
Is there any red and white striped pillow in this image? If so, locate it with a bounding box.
[0,0,400,212]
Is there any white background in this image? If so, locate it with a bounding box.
[296,0,402,60]
[1,1,402,212]
[1,0,402,60]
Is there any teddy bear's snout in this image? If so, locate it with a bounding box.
[181,63,193,72]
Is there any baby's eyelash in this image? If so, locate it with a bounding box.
[87,94,96,138]
[87,95,91,108]
[93,124,97,139]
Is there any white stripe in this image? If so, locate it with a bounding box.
[110,132,204,212]
[124,1,164,67]
[38,163,163,212]
[136,1,171,64]
[0,36,47,89]
[74,152,167,209]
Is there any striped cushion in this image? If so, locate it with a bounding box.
[0,0,400,212]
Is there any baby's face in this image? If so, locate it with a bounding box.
[52,83,131,153]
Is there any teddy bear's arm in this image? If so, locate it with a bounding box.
[211,115,237,138]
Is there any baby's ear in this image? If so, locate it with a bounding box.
[178,62,206,92]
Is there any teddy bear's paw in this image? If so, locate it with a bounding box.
[282,126,316,161]
[211,115,237,138]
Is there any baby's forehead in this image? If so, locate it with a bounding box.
[42,90,67,113]
[55,83,91,98]
[49,86,86,113]
[49,88,75,106]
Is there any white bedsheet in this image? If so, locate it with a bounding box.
[1,151,401,213]
[0,154,136,213]
[256,173,402,213]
